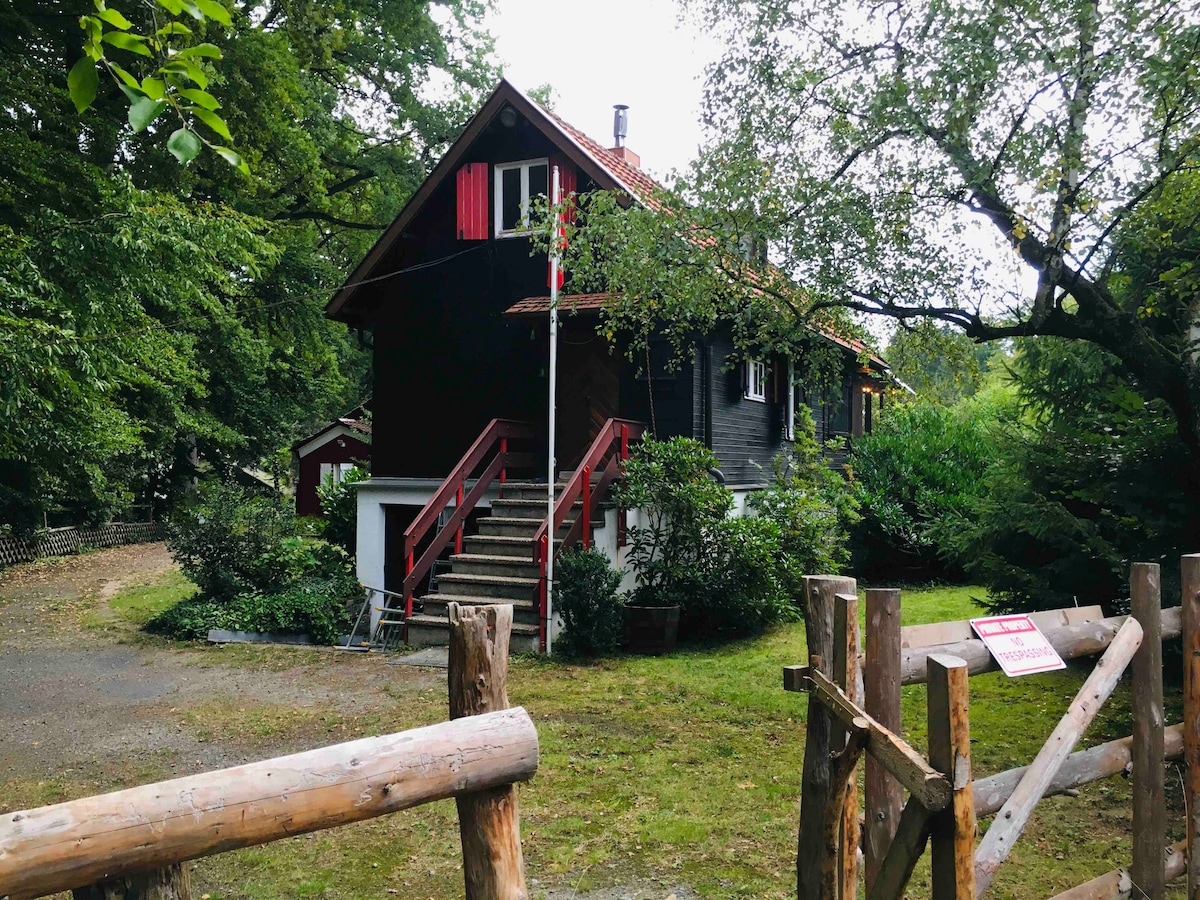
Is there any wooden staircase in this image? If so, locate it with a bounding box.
[404,482,593,653]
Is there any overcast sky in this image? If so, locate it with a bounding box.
[487,0,721,182]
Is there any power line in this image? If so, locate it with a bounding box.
[59,244,488,347]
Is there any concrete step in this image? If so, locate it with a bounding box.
[493,483,557,500]
[419,593,539,624]
[435,572,539,600]
[476,516,575,538]
[462,534,548,558]
[489,498,576,519]
[405,613,540,653]
[449,553,540,580]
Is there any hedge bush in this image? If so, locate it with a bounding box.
[554,547,624,657]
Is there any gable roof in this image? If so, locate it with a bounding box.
[328,79,886,370]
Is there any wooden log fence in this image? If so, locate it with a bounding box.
[787,557,1196,900]
[0,605,537,900]
[0,522,167,567]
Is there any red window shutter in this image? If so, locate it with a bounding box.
[550,154,577,221]
[455,162,488,240]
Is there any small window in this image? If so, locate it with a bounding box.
[320,462,346,485]
[745,359,767,402]
[495,158,549,236]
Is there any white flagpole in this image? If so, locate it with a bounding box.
[546,165,561,657]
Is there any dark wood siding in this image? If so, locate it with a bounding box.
[617,338,694,444]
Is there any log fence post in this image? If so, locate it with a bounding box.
[72,867,190,900]
[797,575,856,900]
[864,588,903,895]
[834,592,862,900]
[1131,562,1165,900]
[448,602,529,900]
[927,654,975,900]
[1182,553,1200,900]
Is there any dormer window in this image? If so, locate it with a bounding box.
[744,359,768,402]
[495,158,549,236]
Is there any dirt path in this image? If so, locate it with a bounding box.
[0,543,440,791]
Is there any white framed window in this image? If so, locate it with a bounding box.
[744,359,767,402]
[320,462,347,485]
[494,158,549,237]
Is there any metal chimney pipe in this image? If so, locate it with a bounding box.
[613,104,629,147]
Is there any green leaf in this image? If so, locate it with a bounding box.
[178,87,220,110]
[213,146,250,175]
[190,106,231,140]
[156,22,193,36]
[118,82,145,103]
[180,0,205,20]
[102,32,153,57]
[108,62,140,89]
[177,42,222,59]
[194,0,233,25]
[67,57,99,113]
[167,127,201,163]
[161,59,208,89]
[156,0,183,12]
[141,76,166,99]
[128,96,167,131]
[94,6,133,29]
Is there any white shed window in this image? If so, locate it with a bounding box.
[495,158,549,236]
[320,462,347,485]
[745,359,768,402]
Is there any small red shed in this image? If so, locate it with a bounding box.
[292,411,371,517]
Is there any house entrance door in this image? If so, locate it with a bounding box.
[556,329,620,470]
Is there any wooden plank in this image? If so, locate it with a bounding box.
[1130,563,1166,900]
[864,588,903,896]
[973,617,1144,896]
[927,654,975,900]
[796,575,856,900]
[1182,553,1200,900]
[1048,841,1187,900]
[899,608,1180,686]
[448,603,529,900]
[834,592,862,900]
[789,665,952,812]
[973,723,1184,817]
[0,707,539,900]
[901,606,1104,649]
[865,797,933,900]
[822,726,867,900]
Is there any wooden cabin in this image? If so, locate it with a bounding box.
[327,80,888,649]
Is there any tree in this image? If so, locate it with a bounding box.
[0,0,495,530]
[565,0,1200,480]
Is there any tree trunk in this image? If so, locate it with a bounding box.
[73,865,190,900]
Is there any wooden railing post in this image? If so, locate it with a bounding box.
[1131,562,1166,900]
[538,534,549,654]
[833,592,862,900]
[73,865,190,900]
[581,465,592,550]
[797,574,856,900]
[927,653,975,900]
[499,437,508,498]
[455,484,465,555]
[1182,553,1200,900]
[864,588,903,895]
[448,603,529,900]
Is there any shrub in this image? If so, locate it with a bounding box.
[750,406,859,585]
[318,465,367,553]
[849,394,1007,581]
[697,516,798,636]
[615,436,731,609]
[160,480,362,642]
[554,547,624,656]
[167,482,296,602]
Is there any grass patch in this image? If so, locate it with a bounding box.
[46,581,1184,898]
[79,569,197,633]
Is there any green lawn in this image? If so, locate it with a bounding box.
[44,577,1190,897]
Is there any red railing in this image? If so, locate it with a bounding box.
[401,419,536,632]
[532,418,646,651]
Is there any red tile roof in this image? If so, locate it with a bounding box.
[504,292,615,317]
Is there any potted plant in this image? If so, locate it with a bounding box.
[615,437,734,654]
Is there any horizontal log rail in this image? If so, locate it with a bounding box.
[401,418,536,625]
[532,418,645,652]
[0,707,539,900]
[1049,841,1187,900]
[897,607,1181,686]
[784,665,952,812]
[973,722,1184,818]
